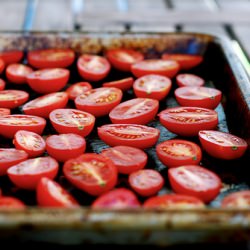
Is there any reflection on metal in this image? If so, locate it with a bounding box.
[22,0,38,32]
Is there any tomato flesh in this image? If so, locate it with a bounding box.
[66,82,92,100]
[0,90,29,109]
[103,77,134,91]
[0,108,10,116]
[0,58,5,74]
[221,191,250,208]
[0,197,25,209]
[176,74,204,87]
[6,63,33,84]
[0,50,23,65]
[0,79,5,90]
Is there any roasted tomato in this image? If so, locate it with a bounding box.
[0,197,25,209]
[0,108,10,116]
[6,63,33,84]
[176,74,204,87]
[102,77,134,91]
[221,191,250,208]
[0,90,29,109]
[0,79,5,90]
[0,58,5,74]
[0,50,23,65]
[66,82,92,100]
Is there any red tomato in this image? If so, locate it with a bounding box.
[77,54,111,81]
[0,90,29,109]
[198,130,248,160]
[22,92,69,118]
[7,156,59,190]
[13,130,46,158]
[133,74,172,101]
[0,115,46,138]
[102,77,134,91]
[28,49,75,69]
[75,87,123,117]
[109,98,159,125]
[6,63,33,84]
[46,133,86,162]
[101,145,147,174]
[63,153,118,196]
[0,108,10,116]
[162,54,203,70]
[0,197,25,209]
[159,107,218,137]
[168,165,222,203]
[92,188,140,209]
[0,79,5,90]
[143,194,205,208]
[0,50,23,65]
[37,177,79,208]
[176,74,204,87]
[49,108,95,137]
[66,82,92,100]
[131,59,180,78]
[129,169,164,197]
[175,86,222,109]
[221,191,250,208]
[26,68,69,94]
[106,49,144,72]
[98,124,160,149]
[0,148,28,176]
[0,58,5,74]
[156,139,202,168]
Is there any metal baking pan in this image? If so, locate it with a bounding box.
[0,31,250,246]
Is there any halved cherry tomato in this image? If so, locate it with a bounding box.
[22,92,69,118]
[109,98,159,125]
[0,115,46,138]
[101,145,147,174]
[168,165,222,203]
[98,124,160,149]
[13,130,46,158]
[175,86,222,109]
[102,77,134,91]
[75,87,123,117]
[156,139,202,168]
[106,49,144,72]
[7,156,59,190]
[0,197,25,209]
[46,133,86,162]
[133,74,172,101]
[129,169,164,197]
[198,130,248,160]
[0,58,5,74]
[159,107,218,137]
[28,49,75,69]
[131,59,180,78]
[0,90,29,109]
[26,68,69,94]
[0,108,10,116]
[37,177,79,208]
[63,153,118,196]
[0,79,5,90]
[92,188,140,209]
[162,54,203,70]
[176,74,204,87]
[221,190,250,208]
[6,63,33,84]
[143,194,205,208]
[49,108,95,137]
[66,82,92,100]
[77,54,111,82]
[0,50,23,65]
[0,148,28,176]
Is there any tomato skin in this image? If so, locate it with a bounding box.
[49,108,95,137]
[75,87,123,117]
[0,90,29,109]
[0,58,5,74]
[159,107,218,137]
[7,156,59,190]
[101,146,148,174]
[0,79,5,90]
[156,139,202,168]
[0,148,28,176]
[102,77,134,91]
[0,50,23,65]
[37,177,79,208]
[63,153,118,196]
[0,197,25,209]
[92,188,140,209]
[77,54,111,82]
[98,124,160,149]
[109,98,159,125]
[6,63,33,84]
[129,169,164,197]
[22,92,69,118]
[221,191,250,208]
[66,82,92,100]
[0,115,46,139]
[198,130,248,160]
[46,133,86,162]
[28,49,75,69]
[176,74,204,87]
[0,108,10,116]
[168,165,222,203]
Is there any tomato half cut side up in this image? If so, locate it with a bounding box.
[168,165,222,203]
[102,77,134,91]
[0,108,10,116]
[101,145,148,174]
[0,58,5,74]
[176,74,205,87]
[0,79,6,90]
[198,130,248,160]
[37,177,80,208]
[159,106,218,137]
[156,139,202,168]
[0,197,26,209]
[6,63,33,84]
[221,190,250,208]
[63,153,118,196]
[0,50,23,65]
[92,188,140,209]
[66,82,92,100]
[0,90,29,109]
[98,124,160,149]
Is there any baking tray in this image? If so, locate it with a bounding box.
[0,31,250,246]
